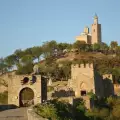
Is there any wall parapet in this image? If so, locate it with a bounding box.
[71,63,93,69]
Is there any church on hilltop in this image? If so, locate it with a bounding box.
[76,14,102,44]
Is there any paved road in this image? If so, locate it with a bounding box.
[0,107,28,120]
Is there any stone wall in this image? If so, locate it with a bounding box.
[102,74,114,97]
[94,71,104,97]
[0,71,18,93]
[27,108,48,120]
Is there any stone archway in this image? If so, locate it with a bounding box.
[19,87,34,107]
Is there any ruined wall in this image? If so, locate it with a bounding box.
[102,74,114,97]
[94,71,104,97]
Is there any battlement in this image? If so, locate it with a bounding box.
[71,63,93,69]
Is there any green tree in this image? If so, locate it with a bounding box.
[85,44,92,52]
[110,41,118,50]
[110,41,118,54]
[59,61,71,80]
[16,55,33,74]
[38,60,57,79]
[42,40,57,58]
[14,49,24,63]
[92,43,101,52]
[23,48,33,56]
[100,43,109,54]
[31,46,42,62]
[0,58,8,74]
[16,63,33,74]
[4,54,16,70]
[21,55,33,65]
[61,65,71,80]
[73,41,86,52]
[57,43,72,51]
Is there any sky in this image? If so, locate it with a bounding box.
[0,0,120,57]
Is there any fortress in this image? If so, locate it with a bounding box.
[0,14,119,109]
[68,63,114,98]
[76,14,102,44]
[0,63,116,108]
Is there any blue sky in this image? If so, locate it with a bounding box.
[0,0,120,57]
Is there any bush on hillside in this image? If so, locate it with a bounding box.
[33,99,89,120]
[47,86,54,92]
[34,103,58,120]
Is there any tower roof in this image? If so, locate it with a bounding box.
[85,26,89,28]
[94,13,98,19]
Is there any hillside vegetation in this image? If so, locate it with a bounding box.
[34,97,120,120]
[0,40,120,82]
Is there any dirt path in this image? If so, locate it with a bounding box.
[0,107,28,120]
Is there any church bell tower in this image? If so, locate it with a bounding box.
[91,14,102,44]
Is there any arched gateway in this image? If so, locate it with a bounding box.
[8,75,47,107]
[19,87,34,107]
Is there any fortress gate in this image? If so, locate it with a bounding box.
[8,74,47,107]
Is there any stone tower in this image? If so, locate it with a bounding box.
[91,14,102,44]
[68,63,104,98]
[84,26,89,34]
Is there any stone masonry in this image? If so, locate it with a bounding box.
[8,73,42,106]
[68,63,114,98]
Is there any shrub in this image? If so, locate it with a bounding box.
[34,103,58,120]
[34,99,91,120]
[50,99,73,120]
[47,86,54,92]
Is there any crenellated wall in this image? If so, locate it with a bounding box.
[71,63,94,79]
